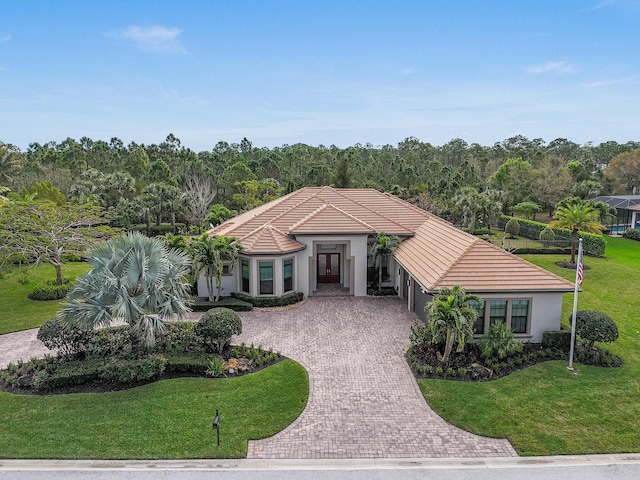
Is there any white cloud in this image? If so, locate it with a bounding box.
[580,76,637,88]
[0,34,11,44]
[105,25,187,55]
[525,61,576,74]
[400,67,414,75]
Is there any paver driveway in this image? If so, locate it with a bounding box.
[236,296,516,459]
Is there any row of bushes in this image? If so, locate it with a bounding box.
[231,291,304,308]
[28,279,74,301]
[499,216,607,256]
[623,228,640,241]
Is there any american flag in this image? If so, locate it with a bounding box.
[577,247,584,286]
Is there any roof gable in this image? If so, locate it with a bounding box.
[288,203,375,234]
[239,224,305,255]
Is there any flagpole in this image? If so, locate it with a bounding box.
[568,238,583,370]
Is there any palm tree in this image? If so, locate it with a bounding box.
[370,233,400,293]
[453,187,481,234]
[426,285,482,363]
[58,231,191,348]
[190,234,242,301]
[549,201,605,264]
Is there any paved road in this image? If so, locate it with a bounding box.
[2,456,640,480]
[236,296,515,458]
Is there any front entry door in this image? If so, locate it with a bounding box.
[317,253,340,283]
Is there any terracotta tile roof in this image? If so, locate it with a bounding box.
[238,224,305,255]
[209,186,575,293]
[288,203,375,234]
[394,222,575,293]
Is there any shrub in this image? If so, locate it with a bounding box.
[84,326,132,360]
[195,307,243,355]
[539,227,556,247]
[34,359,103,391]
[192,297,254,312]
[576,345,623,367]
[478,322,523,360]
[37,317,92,359]
[623,228,640,241]
[206,356,226,377]
[542,330,572,351]
[28,279,73,301]
[97,356,166,384]
[154,322,204,355]
[504,218,520,238]
[165,354,212,375]
[409,319,433,354]
[573,310,619,348]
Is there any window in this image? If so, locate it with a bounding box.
[222,262,231,276]
[510,300,529,334]
[259,261,273,295]
[469,300,485,334]
[241,259,250,293]
[489,300,507,326]
[283,258,293,292]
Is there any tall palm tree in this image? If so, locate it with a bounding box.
[453,187,481,234]
[190,234,242,301]
[58,231,191,348]
[426,285,481,363]
[549,201,605,264]
[370,233,400,293]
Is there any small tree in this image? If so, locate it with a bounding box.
[195,307,242,355]
[511,201,542,220]
[370,233,400,293]
[190,234,243,301]
[549,200,605,264]
[505,218,520,238]
[573,310,619,348]
[539,227,556,247]
[426,285,481,363]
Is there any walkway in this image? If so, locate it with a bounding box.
[237,296,516,458]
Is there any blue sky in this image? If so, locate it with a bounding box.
[1,0,639,151]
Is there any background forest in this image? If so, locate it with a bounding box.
[2,135,640,234]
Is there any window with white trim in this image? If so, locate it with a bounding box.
[283,258,293,292]
[259,261,274,295]
[474,298,531,335]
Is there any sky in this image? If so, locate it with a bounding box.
[1,0,639,152]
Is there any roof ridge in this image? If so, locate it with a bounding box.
[288,202,375,232]
[383,191,433,219]
[331,188,411,233]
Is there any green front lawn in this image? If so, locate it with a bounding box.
[0,262,91,335]
[419,236,640,455]
[0,359,308,459]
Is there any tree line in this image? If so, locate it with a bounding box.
[2,134,640,234]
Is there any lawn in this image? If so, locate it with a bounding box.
[0,262,91,335]
[419,236,640,456]
[0,359,308,459]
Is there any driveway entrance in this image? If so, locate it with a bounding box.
[236,296,516,458]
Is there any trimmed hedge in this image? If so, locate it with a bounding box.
[164,354,213,375]
[499,216,606,256]
[231,291,304,308]
[623,228,640,241]
[28,279,73,301]
[192,297,254,312]
[542,330,572,351]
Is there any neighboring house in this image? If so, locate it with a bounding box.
[203,186,574,342]
[592,195,640,233]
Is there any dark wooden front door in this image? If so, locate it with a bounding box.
[317,253,340,283]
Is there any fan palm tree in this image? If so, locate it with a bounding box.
[549,201,605,264]
[370,233,400,293]
[426,285,482,363]
[190,234,242,301]
[58,231,191,348]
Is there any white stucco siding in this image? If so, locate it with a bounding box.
[527,292,565,342]
[197,270,238,299]
[294,235,369,296]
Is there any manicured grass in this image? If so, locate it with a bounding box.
[0,262,91,335]
[0,359,308,459]
[419,236,640,456]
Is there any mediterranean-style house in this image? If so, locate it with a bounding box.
[201,186,574,342]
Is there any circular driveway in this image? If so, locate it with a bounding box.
[236,296,516,459]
